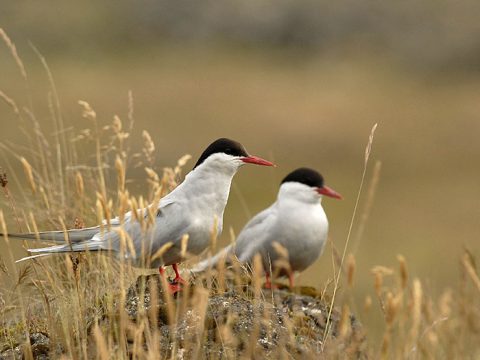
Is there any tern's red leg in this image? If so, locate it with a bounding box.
[264,273,277,289]
[288,272,295,289]
[159,266,182,294]
[172,263,186,284]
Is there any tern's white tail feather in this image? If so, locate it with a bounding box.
[27,240,103,254]
[14,239,104,263]
[16,253,53,263]
[191,245,234,273]
[3,226,101,243]
[2,226,107,263]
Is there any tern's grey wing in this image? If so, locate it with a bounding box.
[24,200,180,263]
[107,197,174,226]
[149,202,192,264]
[191,205,276,272]
[234,205,278,263]
[14,195,182,265]
[100,200,182,248]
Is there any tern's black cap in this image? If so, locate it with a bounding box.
[193,138,249,169]
[281,168,324,188]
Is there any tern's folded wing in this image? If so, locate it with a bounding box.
[234,205,278,263]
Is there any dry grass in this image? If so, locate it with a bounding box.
[1,29,480,359]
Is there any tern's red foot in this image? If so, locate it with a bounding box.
[167,282,182,294]
[264,282,277,289]
[159,266,184,294]
[264,273,278,289]
[172,264,187,285]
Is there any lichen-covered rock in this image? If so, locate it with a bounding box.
[0,347,22,360]
[1,275,366,359]
[0,332,51,360]
[124,275,367,359]
[29,333,50,358]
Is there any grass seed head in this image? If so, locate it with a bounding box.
[397,254,408,289]
[75,172,84,197]
[112,115,122,133]
[338,304,351,338]
[78,100,97,121]
[410,278,423,342]
[0,90,20,115]
[385,292,398,325]
[364,295,372,313]
[142,130,155,164]
[20,157,36,193]
[346,253,356,288]
[0,28,27,80]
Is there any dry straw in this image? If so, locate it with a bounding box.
[322,123,378,348]
[346,253,356,288]
[0,90,20,115]
[462,253,480,293]
[0,28,27,80]
[20,157,36,194]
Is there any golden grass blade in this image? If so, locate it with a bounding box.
[322,123,378,350]
[92,324,110,360]
[0,90,20,115]
[20,157,36,194]
[0,28,27,80]
[346,253,356,288]
[352,160,382,254]
[151,242,174,263]
[180,234,189,258]
[462,253,480,293]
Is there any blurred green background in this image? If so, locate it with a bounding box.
[1,0,480,342]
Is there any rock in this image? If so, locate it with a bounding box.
[1,275,367,359]
[0,332,51,360]
[0,347,22,360]
[123,275,367,358]
[29,333,50,358]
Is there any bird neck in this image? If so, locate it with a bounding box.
[277,183,322,205]
[181,162,237,215]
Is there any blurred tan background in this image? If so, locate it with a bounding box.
[1,0,480,341]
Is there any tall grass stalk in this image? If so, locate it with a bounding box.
[322,123,378,349]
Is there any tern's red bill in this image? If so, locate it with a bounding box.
[317,185,342,199]
[241,156,275,167]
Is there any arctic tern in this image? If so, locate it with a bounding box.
[1,138,274,290]
[192,168,341,288]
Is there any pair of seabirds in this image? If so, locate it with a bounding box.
[3,138,342,292]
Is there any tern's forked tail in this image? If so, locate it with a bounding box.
[1,226,101,243]
[15,240,104,263]
[0,226,105,263]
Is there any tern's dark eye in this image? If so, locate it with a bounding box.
[193,138,249,169]
[224,148,244,157]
